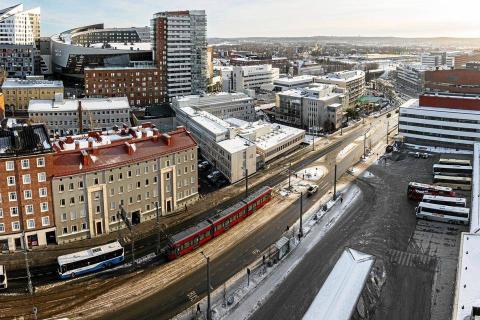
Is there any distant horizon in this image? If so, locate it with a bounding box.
[3,0,480,39]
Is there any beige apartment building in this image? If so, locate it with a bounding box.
[50,124,198,244]
[1,78,64,113]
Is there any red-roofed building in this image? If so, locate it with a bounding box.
[51,124,199,244]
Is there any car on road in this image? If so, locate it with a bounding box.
[307,184,318,196]
[0,265,7,289]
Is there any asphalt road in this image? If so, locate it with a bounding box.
[250,152,465,320]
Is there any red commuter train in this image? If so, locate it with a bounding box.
[167,186,273,260]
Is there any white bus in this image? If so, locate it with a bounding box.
[433,175,472,191]
[421,195,467,208]
[416,202,470,225]
[433,164,472,177]
[0,265,6,289]
[438,158,471,166]
[57,241,124,279]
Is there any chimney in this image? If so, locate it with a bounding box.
[141,122,152,128]
[88,137,94,149]
[75,140,81,150]
[65,136,74,144]
[81,150,90,166]
[152,128,160,142]
[141,130,147,139]
[58,140,65,150]
[125,142,136,155]
[161,133,171,146]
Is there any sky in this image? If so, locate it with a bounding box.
[4,0,480,38]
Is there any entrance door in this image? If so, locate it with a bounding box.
[166,200,172,213]
[96,221,103,235]
[131,210,141,225]
[14,238,22,251]
[46,231,57,245]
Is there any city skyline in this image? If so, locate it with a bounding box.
[4,0,480,39]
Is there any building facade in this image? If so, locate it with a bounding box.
[51,125,198,243]
[0,44,35,77]
[70,25,151,46]
[395,64,430,95]
[151,10,207,99]
[273,75,315,92]
[424,69,480,95]
[232,65,280,92]
[0,124,56,252]
[275,84,348,134]
[399,93,480,150]
[28,96,130,136]
[172,92,256,121]
[84,64,167,107]
[0,4,40,45]
[314,70,365,106]
[2,78,64,113]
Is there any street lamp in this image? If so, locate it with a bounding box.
[154,201,161,255]
[299,192,304,239]
[200,251,212,320]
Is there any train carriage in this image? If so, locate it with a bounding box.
[167,221,213,260]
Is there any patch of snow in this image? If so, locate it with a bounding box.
[405,143,472,155]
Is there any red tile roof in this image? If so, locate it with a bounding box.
[52,127,197,177]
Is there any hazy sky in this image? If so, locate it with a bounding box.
[5,0,480,38]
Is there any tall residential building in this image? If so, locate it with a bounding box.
[151,10,207,100]
[395,64,430,95]
[314,70,365,106]
[0,4,40,45]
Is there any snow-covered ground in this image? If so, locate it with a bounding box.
[405,143,472,155]
[296,166,327,181]
[172,183,362,320]
[337,143,357,162]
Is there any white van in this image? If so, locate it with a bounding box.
[0,265,7,289]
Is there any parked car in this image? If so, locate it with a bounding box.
[198,161,211,170]
[207,170,222,181]
[0,265,7,289]
[307,184,318,196]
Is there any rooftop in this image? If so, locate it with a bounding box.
[173,92,253,108]
[274,75,315,85]
[0,124,52,156]
[2,78,64,89]
[52,124,197,177]
[88,42,151,51]
[315,70,365,82]
[29,97,130,113]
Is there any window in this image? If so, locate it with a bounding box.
[12,221,20,231]
[191,176,195,184]
[24,190,32,199]
[25,204,34,214]
[42,216,50,226]
[38,172,46,182]
[79,194,84,203]
[22,174,31,184]
[69,182,74,191]
[154,176,158,184]
[70,211,77,220]
[27,219,35,229]
[96,205,101,213]
[58,184,64,192]
[0,223,4,233]
[10,207,18,216]
[128,170,132,178]
[166,160,170,167]
[40,202,48,212]
[119,186,124,193]
[7,176,15,186]
[144,166,149,174]
[70,197,75,205]
[61,213,67,221]
[118,172,123,180]
[5,161,14,171]
[9,192,17,201]
[110,201,116,210]
[80,208,86,218]
[94,178,99,185]
[63,227,68,234]
[184,167,188,174]
[136,168,141,176]
[60,199,66,206]
[166,172,170,180]
[82,223,87,230]
[37,157,45,167]
[78,181,84,189]
[137,181,141,189]
[39,187,47,197]
[21,159,30,169]
[71,225,78,233]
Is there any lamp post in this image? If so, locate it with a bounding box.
[155,201,161,255]
[200,251,211,320]
[333,163,337,201]
[299,192,303,238]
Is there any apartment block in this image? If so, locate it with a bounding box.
[314,70,365,106]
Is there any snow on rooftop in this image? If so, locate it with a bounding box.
[302,248,375,320]
[89,42,151,51]
[217,136,251,154]
[28,97,130,113]
[316,70,365,82]
[2,78,63,88]
[453,233,480,320]
[274,75,314,85]
[254,123,305,151]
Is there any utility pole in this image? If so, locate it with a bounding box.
[21,232,36,319]
[299,192,303,238]
[363,131,367,158]
[386,120,389,145]
[245,168,249,199]
[155,201,161,255]
[333,164,337,200]
[201,252,211,320]
[118,206,135,269]
[312,136,315,151]
[288,162,292,189]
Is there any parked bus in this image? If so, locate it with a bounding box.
[438,158,471,166]
[57,241,124,279]
[415,202,470,225]
[433,175,472,191]
[421,195,467,208]
[407,182,455,200]
[432,164,472,177]
[0,265,6,289]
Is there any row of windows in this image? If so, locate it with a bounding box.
[399,121,480,133]
[0,217,50,233]
[6,172,46,186]
[4,158,44,171]
[1,187,47,202]
[400,128,480,142]
[0,202,49,218]
[400,112,480,125]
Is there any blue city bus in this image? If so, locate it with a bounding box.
[57,241,124,279]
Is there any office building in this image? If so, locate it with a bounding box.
[275,84,348,134]
[0,44,35,77]
[291,61,324,76]
[396,64,431,94]
[230,56,289,74]
[151,10,207,99]
[176,107,304,183]
[84,63,167,107]
[172,92,256,121]
[0,124,56,252]
[232,65,280,93]
[2,78,64,113]
[51,124,198,243]
[314,70,365,106]
[28,96,130,136]
[399,93,480,150]
[0,4,40,45]
[273,75,315,92]
[424,69,480,95]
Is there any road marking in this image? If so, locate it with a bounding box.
[187,290,198,302]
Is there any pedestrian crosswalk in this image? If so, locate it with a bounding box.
[387,249,436,271]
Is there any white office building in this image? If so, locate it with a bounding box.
[0,4,40,45]
[28,96,131,136]
[276,84,348,134]
[176,107,305,183]
[172,92,256,121]
[273,75,315,91]
[314,70,365,106]
[399,94,480,150]
[232,64,280,93]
